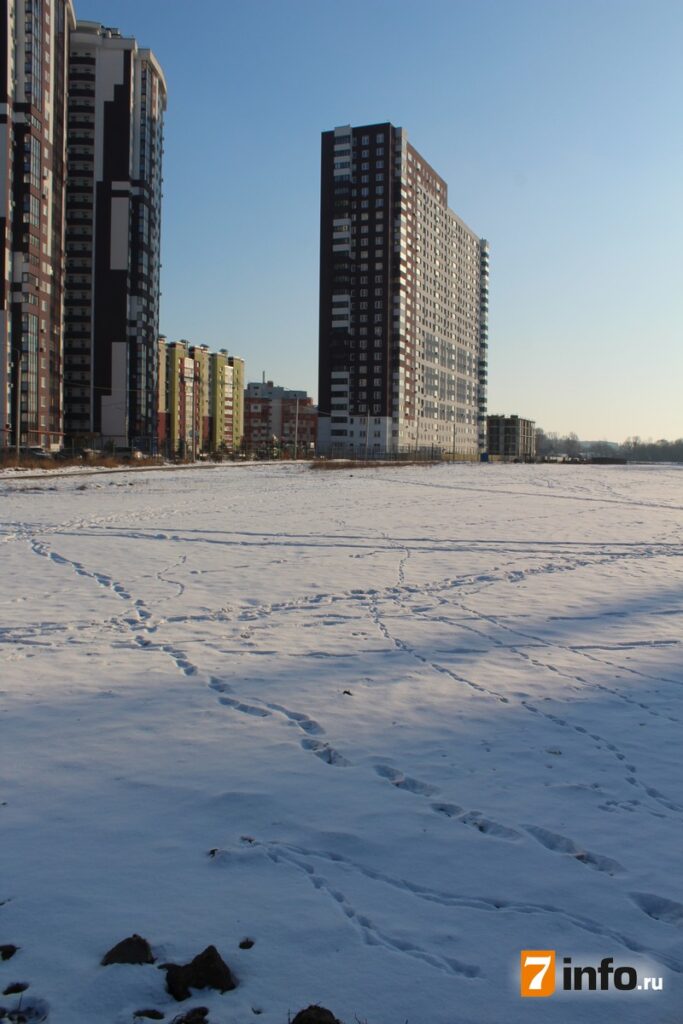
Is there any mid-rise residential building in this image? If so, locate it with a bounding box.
[244,378,317,454]
[318,122,488,457]
[1,0,75,450]
[487,414,536,460]
[63,21,166,449]
[189,343,211,451]
[209,349,228,452]
[228,354,244,451]
[157,338,244,457]
[156,333,168,448]
[164,339,198,457]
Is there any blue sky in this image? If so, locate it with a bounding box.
[76,0,682,441]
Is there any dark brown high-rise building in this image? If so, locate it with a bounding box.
[1,0,75,450]
[318,122,489,456]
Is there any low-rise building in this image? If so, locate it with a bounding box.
[244,379,317,455]
[487,415,536,460]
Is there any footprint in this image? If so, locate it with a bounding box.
[524,824,623,874]
[644,786,682,811]
[209,678,233,694]
[301,738,349,766]
[630,892,683,926]
[459,811,521,841]
[374,764,437,796]
[431,802,464,818]
[266,703,324,735]
[219,696,270,717]
[175,658,196,676]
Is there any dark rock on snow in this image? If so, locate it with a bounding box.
[238,938,254,949]
[0,947,17,962]
[291,1007,341,1024]
[171,1009,208,1024]
[2,985,27,996]
[163,945,236,1001]
[101,934,155,966]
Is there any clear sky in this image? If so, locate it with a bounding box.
[75,0,682,442]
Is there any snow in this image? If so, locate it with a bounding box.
[1,461,682,1024]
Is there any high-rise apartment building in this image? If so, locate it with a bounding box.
[63,21,166,448]
[318,122,489,457]
[1,0,75,450]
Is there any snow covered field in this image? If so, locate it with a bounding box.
[2,462,682,1024]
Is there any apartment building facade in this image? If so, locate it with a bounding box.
[63,21,166,449]
[228,354,244,451]
[1,0,75,450]
[318,122,488,457]
[157,337,244,457]
[164,339,198,457]
[244,378,317,454]
[208,348,226,452]
[487,414,536,460]
[188,343,210,450]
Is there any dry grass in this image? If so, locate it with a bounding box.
[310,459,439,471]
[0,455,154,472]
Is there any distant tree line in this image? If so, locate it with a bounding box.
[535,430,683,463]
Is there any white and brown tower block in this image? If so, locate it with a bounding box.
[319,122,489,457]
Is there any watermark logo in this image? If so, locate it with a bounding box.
[520,950,556,997]
[520,951,664,997]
